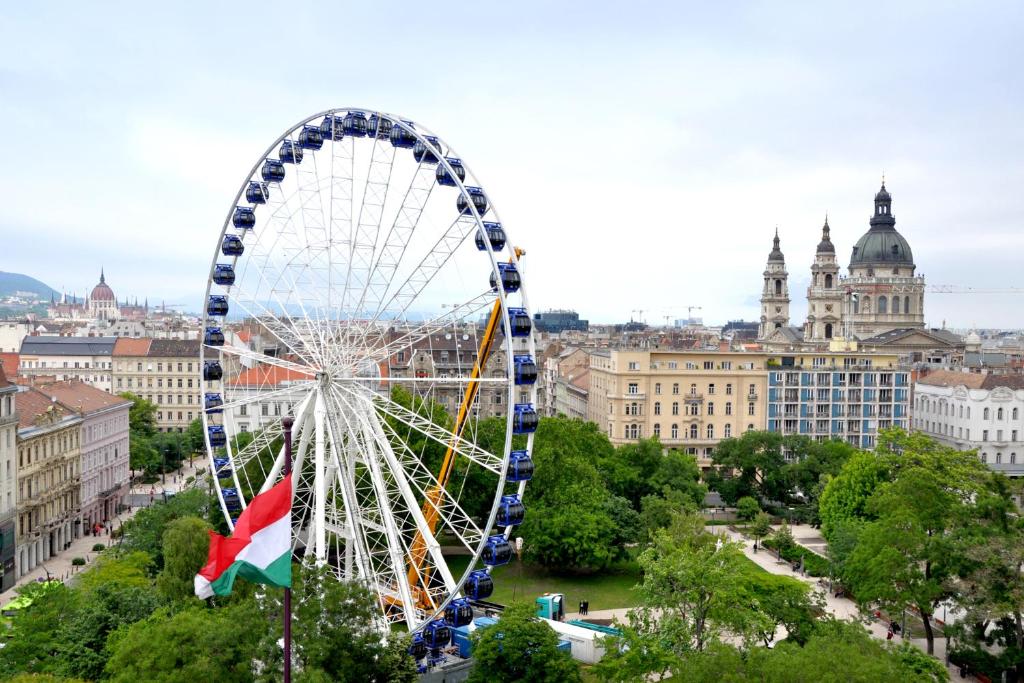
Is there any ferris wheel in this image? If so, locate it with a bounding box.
[199,109,538,637]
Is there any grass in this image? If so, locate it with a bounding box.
[444,554,642,613]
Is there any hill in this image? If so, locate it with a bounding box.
[0,271,60,301]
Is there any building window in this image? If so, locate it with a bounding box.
[707,402,714,416]
[984,408,990,420]
[725,402,733,416]
[655,383,662,395]
[654,402,661,416]
[748,402,755,416]
[628,361,639,370]
[672,383,679,395]
[983,430,989,442]
[747,424,754,432]
[997,408,1004,420]
[749,384,756,396]
[628,383,639,395]
[689,424,698,439]
[725,424,732,437]
[726,383,733,395]
[668,362,677,369]
[671,424,678,439]
[690,384,697,396]
[653,423,661,437]
[672,402,679,416]
[706,424,714,439]
[708,383,715,395]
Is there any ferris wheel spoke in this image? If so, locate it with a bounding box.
[221,279,322,370]
[218,343,319,376]
[336,383,504,474]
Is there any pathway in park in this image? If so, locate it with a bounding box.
[720,524,965,680]
[0,459,207,608]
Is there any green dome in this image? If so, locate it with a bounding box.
[849,229,914,266]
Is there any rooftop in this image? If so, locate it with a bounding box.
[113,337,152,356]
[36,379,132,414]
[21,336,118,356]
[16,387,78,431]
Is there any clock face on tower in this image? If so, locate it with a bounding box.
[826,304,833,312]
[775,306,781,313]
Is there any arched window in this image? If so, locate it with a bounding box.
[672,402,679,416]
[706,424,714,439]
[654,423,661,437]
[905,296,911,313]
[708,402,714,415]
[654,402,661,416]
[775,279,782,295]
[862,295,871,313]
[984,408,990,420]
[671,424,678,439]
[981,452,988,463]
[824,323,833,339]
[725,402,733,416]
[725,424,732,437]
[825,273,833,288]
[997,408,1004,420]
[878,296,888,314]
[967,407,971,419]
[996,453,1003,464]
[892,296,900,314]
[1014,408,1019,420]
[690,383,697,396]
[959,405,963,418]
[747,424,754,432]
[852,296,859,313]
[1012,453,1017,464]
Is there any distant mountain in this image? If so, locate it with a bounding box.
[0,271,60,301]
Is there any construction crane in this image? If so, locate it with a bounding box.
[927,285,1024,294]
[630,309,646,323]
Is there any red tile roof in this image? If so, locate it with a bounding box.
[113,337,152,356]
[917,370,985,389]
[16,387,75,430]
[37,380,132,414]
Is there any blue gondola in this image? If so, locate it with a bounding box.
[457,187,488,216]
[489,263,521,293]
[203,361,223,381]
[513,404,539,434]
[222,234,244,256]
[436,157,465,186]
[279,140,304,164]
[423,619,451,649]
[208,425,227,447]
[507,450,534,482]
[213,264,235,286]
[465,569,494,600]
[319,115,344,141]
[444,597,474,627]
[497,494,525,527]
[213,457,232,477]
[204,392,224,413]
[262,158,285,182]
[207,295,228,316]
[226,497,242,512]
[246,181,270,204]
[233,206,255,230]
[367,114,393,140]
[343,111,368,137]
[482,535,514,566]
[514,355,538,385]
[408,634,428,661]
[506,308,532,337]
[475,222,506,251]
[298,125,324,150]
[230,516,238,526]
[222,486,238,499]
[204,327,225,347]
[390,121,416,148]
[413,136,440,164]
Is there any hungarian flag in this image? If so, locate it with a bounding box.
[195,474,293,598]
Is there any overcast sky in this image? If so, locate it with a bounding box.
[2,2,1023,328]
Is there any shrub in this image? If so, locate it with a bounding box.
[72,557,86,566]
[92,543,106,552]
[736,496,761,521]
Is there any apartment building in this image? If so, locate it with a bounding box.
[0,368,17,591]
[112,338,203,432]
[766,352,909,450]
[588,350,769,470]
[18,336,117,391]
[914,370,1024,476]
[37,381,131,527]
[15,388,82,579]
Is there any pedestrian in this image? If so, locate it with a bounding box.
[579,600,584,615]
[886,628,894,641]
[583,600,589,616]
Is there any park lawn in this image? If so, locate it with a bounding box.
[444,554,642,613]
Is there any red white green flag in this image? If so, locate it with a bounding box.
[195,474,293,598]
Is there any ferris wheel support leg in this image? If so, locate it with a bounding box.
[260,392,315,495]
[323,407,373,588]
[313,389,328,562]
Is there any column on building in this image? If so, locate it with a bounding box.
[758,229,790,339]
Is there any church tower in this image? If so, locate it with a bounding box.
[805,217,844,341]
[759,229,790,339]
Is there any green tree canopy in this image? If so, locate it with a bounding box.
[468,601,581,683]
[156,516,211,603]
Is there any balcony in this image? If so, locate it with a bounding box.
[621,393,646,400]
[684,394,704,402]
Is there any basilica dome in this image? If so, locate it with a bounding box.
[849,183,915,267]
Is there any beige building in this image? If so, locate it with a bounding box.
[16,388,82,579]
[588,350,769,469]
[0,368,17,591]
[112,338,204,432]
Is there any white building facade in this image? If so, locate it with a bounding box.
[914,370,1024,477]
[0,370,17,591]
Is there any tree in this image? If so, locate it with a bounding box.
[709,430,788,505]
[468,602,580,683]
[120,392,157,439]
[187,417,205,454]
[649,450,707,508]
[736,495,760,521]
[156,516,211,603]
[604,494,643,547]
[769,520,795,556]
[104,602,262,682]
[640,488,697,540]
[750,512,773,551]
[120,488,211,570]
[599,438,663,509]
[0,582,77,678]
[744,568,819,647]
[256,562,416,682]
[818,449,888,540]
[784,436,857,523]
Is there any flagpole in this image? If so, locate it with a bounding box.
[282,415,294,683]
